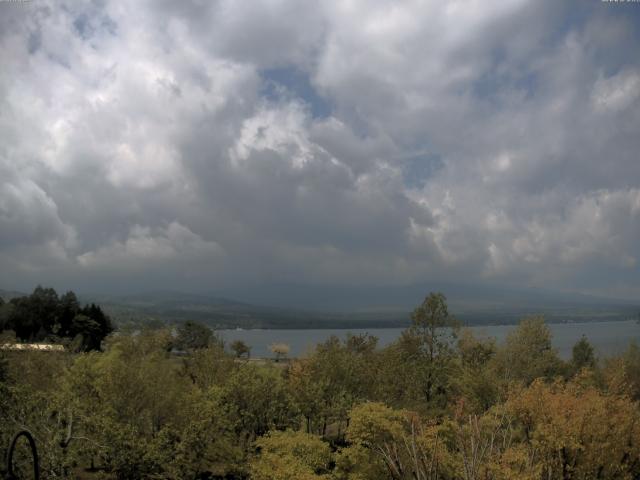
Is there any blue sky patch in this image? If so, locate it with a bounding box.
[260,66,332,119]
[403,154,444,189]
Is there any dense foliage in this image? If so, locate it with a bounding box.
[1,292,640,479]
[0,286,113,350]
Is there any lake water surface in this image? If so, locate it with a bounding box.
[219,320,640,359]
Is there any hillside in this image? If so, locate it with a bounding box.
[81,288,640,330]
[0,289,27,302]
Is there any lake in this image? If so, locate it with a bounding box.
[219,320,640,359]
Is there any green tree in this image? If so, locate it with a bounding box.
[570,335,596,374]
[230,339,251,358]
[317,334,378,430]
[409,292,460,403]
[603,341,640,400]
[250,430,332,480]
[7,286,59,340]
[289,334,379,436]
[222,364,298,445]
[346,402,456,479]
[458,328,496,370]
[0,298,12,333]
[175,320,214,350]
[57,290,80,336]
[69,314,103,352]
[456,329,500,412]
[146,388,243,478]
[493,316,565,385]
[3,287,111,348]
[181,344,236,389]
[0,349,74,477]
[379,292,459,410]
[0,351,7,384]
[60,344,246,478]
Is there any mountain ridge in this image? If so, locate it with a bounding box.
[2,286,638,329]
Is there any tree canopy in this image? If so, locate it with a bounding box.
[175,320,216,351]
[1,290,638,479]
[0,286,113,350]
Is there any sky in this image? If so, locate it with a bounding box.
[1,0,639,306]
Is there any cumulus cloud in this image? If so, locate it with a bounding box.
[592,68,640,113]
[0,177,76,250]
[77,222,223,269]
[0,0,639,302]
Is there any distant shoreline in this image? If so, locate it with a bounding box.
[212,317,639,330]
[218,320,640,360]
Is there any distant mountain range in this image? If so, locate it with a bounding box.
[78,291,409,329]
[0,289,27,301]
[2,286,638,329]
[216,281,639,312]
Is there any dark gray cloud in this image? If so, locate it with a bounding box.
[1,0,639,302]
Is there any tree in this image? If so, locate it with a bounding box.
[504,379,640,478]
[69,314,103,352]
[2,287,112,349]
[0,348,74,477]
[250,430,332,480]
[79,303,114,343]
[175,321,214,351]
[456,329,500,412]
[570,335,596,374]
[270,342,290,362]
[493,315,565,385]
[0,299,12,333]
[181,344,236,389]
[0,351,7,384]
[603,341,640,400]
[7,286,59,340]
[289,334,379,436]
[410,292,459,358]
[458,328,496,370]
[57,291,80,337]
[147,389,243,479]
[346,402,456,479]
[221,365,298,444]
[230,339,251,359]
[345,332,378,355]
[381,292,459,408]
[57,330,202,478]
[288,359,327,435]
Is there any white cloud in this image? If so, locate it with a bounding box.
[1,0,639,299]
[0,177,76,250]
[592,69,640,113]
[230,102,317,169]
[77,222,223,269]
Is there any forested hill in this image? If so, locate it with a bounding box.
[84,289,639,330]
[80,291,410,330]
[0,289,25,302]
[2,287,638,331]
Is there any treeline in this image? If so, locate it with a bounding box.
[0,286,113,351]
[1,292,640,479]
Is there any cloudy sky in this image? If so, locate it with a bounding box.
[1,0,639,305]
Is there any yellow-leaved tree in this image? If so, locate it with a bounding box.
[250,429,333,480]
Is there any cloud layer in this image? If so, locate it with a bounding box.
[1,0,639,301]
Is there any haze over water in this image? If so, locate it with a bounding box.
[220,320,640,359]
